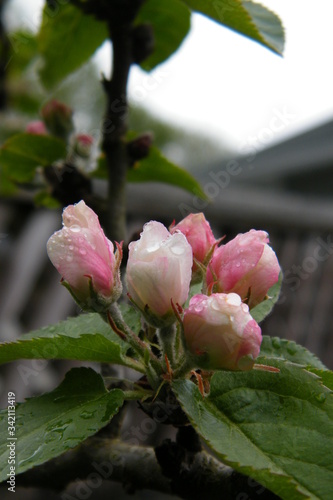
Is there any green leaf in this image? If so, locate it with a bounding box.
[173,361,333,500]
[34,191,61,209]
[137,0,191,70]
[182,0,285,55]
[0,133,67,183]
[0,313,143,372]
[0,368,124,480]
[38,4,108,88]
[250,271,282,323]
[7,31,39,76]
[94,148,207,199]
[259,336,327,370]
[307,368,333,391]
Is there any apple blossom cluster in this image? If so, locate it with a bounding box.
[47,201,280,372]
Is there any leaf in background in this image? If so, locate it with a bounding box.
[173,360,333,500]
[250,271,282,323]
[34,191,61,209]
[0,368,124,481]
[137,0,191,70]
[0,313,143,373]
[94,148,207,199]
[259,336,327,370]
[38,4,108,88]
[6,31,38,77]
[182,0,285,55]
[0,133,66,182]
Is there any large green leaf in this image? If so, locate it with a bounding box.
[0,368,124,481]
[173,360,333,500]
[94,147,206,198]
[182,0,285,54]
[0,313,143,372]
[250,271,283,323]
[259,336,327,370]
[0,133,66,182]
[137,0,191,70]
[38,4,108,88]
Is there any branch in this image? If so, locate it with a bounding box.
[100,0,148,242]
[11,437,279,499]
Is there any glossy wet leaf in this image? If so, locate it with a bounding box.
[249,272,282,323]
[0,133,66,182]
[182,0,284,54]
[259,336,327,370]
[0,312,143,372]
[137,0,191,70]
[38,3,108,88]
[173,360,333,500]
[0,368,124,481]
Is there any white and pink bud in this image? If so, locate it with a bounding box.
[126,221,193,325]
[73,134,94,159]
[207,230,280,309]
[183,293,262,371]
[170,213,217,279]
[47,201,122,310]
[41,99,74,140]
[25,120,47,135]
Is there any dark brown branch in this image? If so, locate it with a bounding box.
[99,1,146,242]
[10,437,279,499]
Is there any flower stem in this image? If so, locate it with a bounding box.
[158,324,177,369]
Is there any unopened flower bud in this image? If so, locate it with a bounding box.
[41,99,74,140]
[73,134,94,159]
[47,200,122,311]
[207,230,280,309]
[126,221,192,325]
[183,293,262,371]
[25,120,47,135]
[127,133,153,163]
[170,213,216,280]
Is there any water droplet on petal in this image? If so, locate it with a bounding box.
[66,255,73,262]
[146,242,160,253]
[235,262,241,268]
[69,225,81,233]
[226,294,241,306]
[69,245,74,251]
[170,244,185,256]
[211,298,221,311]
[241,303,249,313]
[79,248,87,256]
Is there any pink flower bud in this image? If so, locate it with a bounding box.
[183,293,262,371]
[41,99,74,140]
[73,134,94,158]
[170,213,216,276]
[207,230,280,309]
[126,221,193,324]
[47,201,122,310]
[25,120,47,135]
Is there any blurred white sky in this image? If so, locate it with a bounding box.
[8,0,333,151]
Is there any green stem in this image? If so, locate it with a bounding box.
[123,389,153,401]
[173,355,196,380]
[104,303,164,389]
[158,324,177,368]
